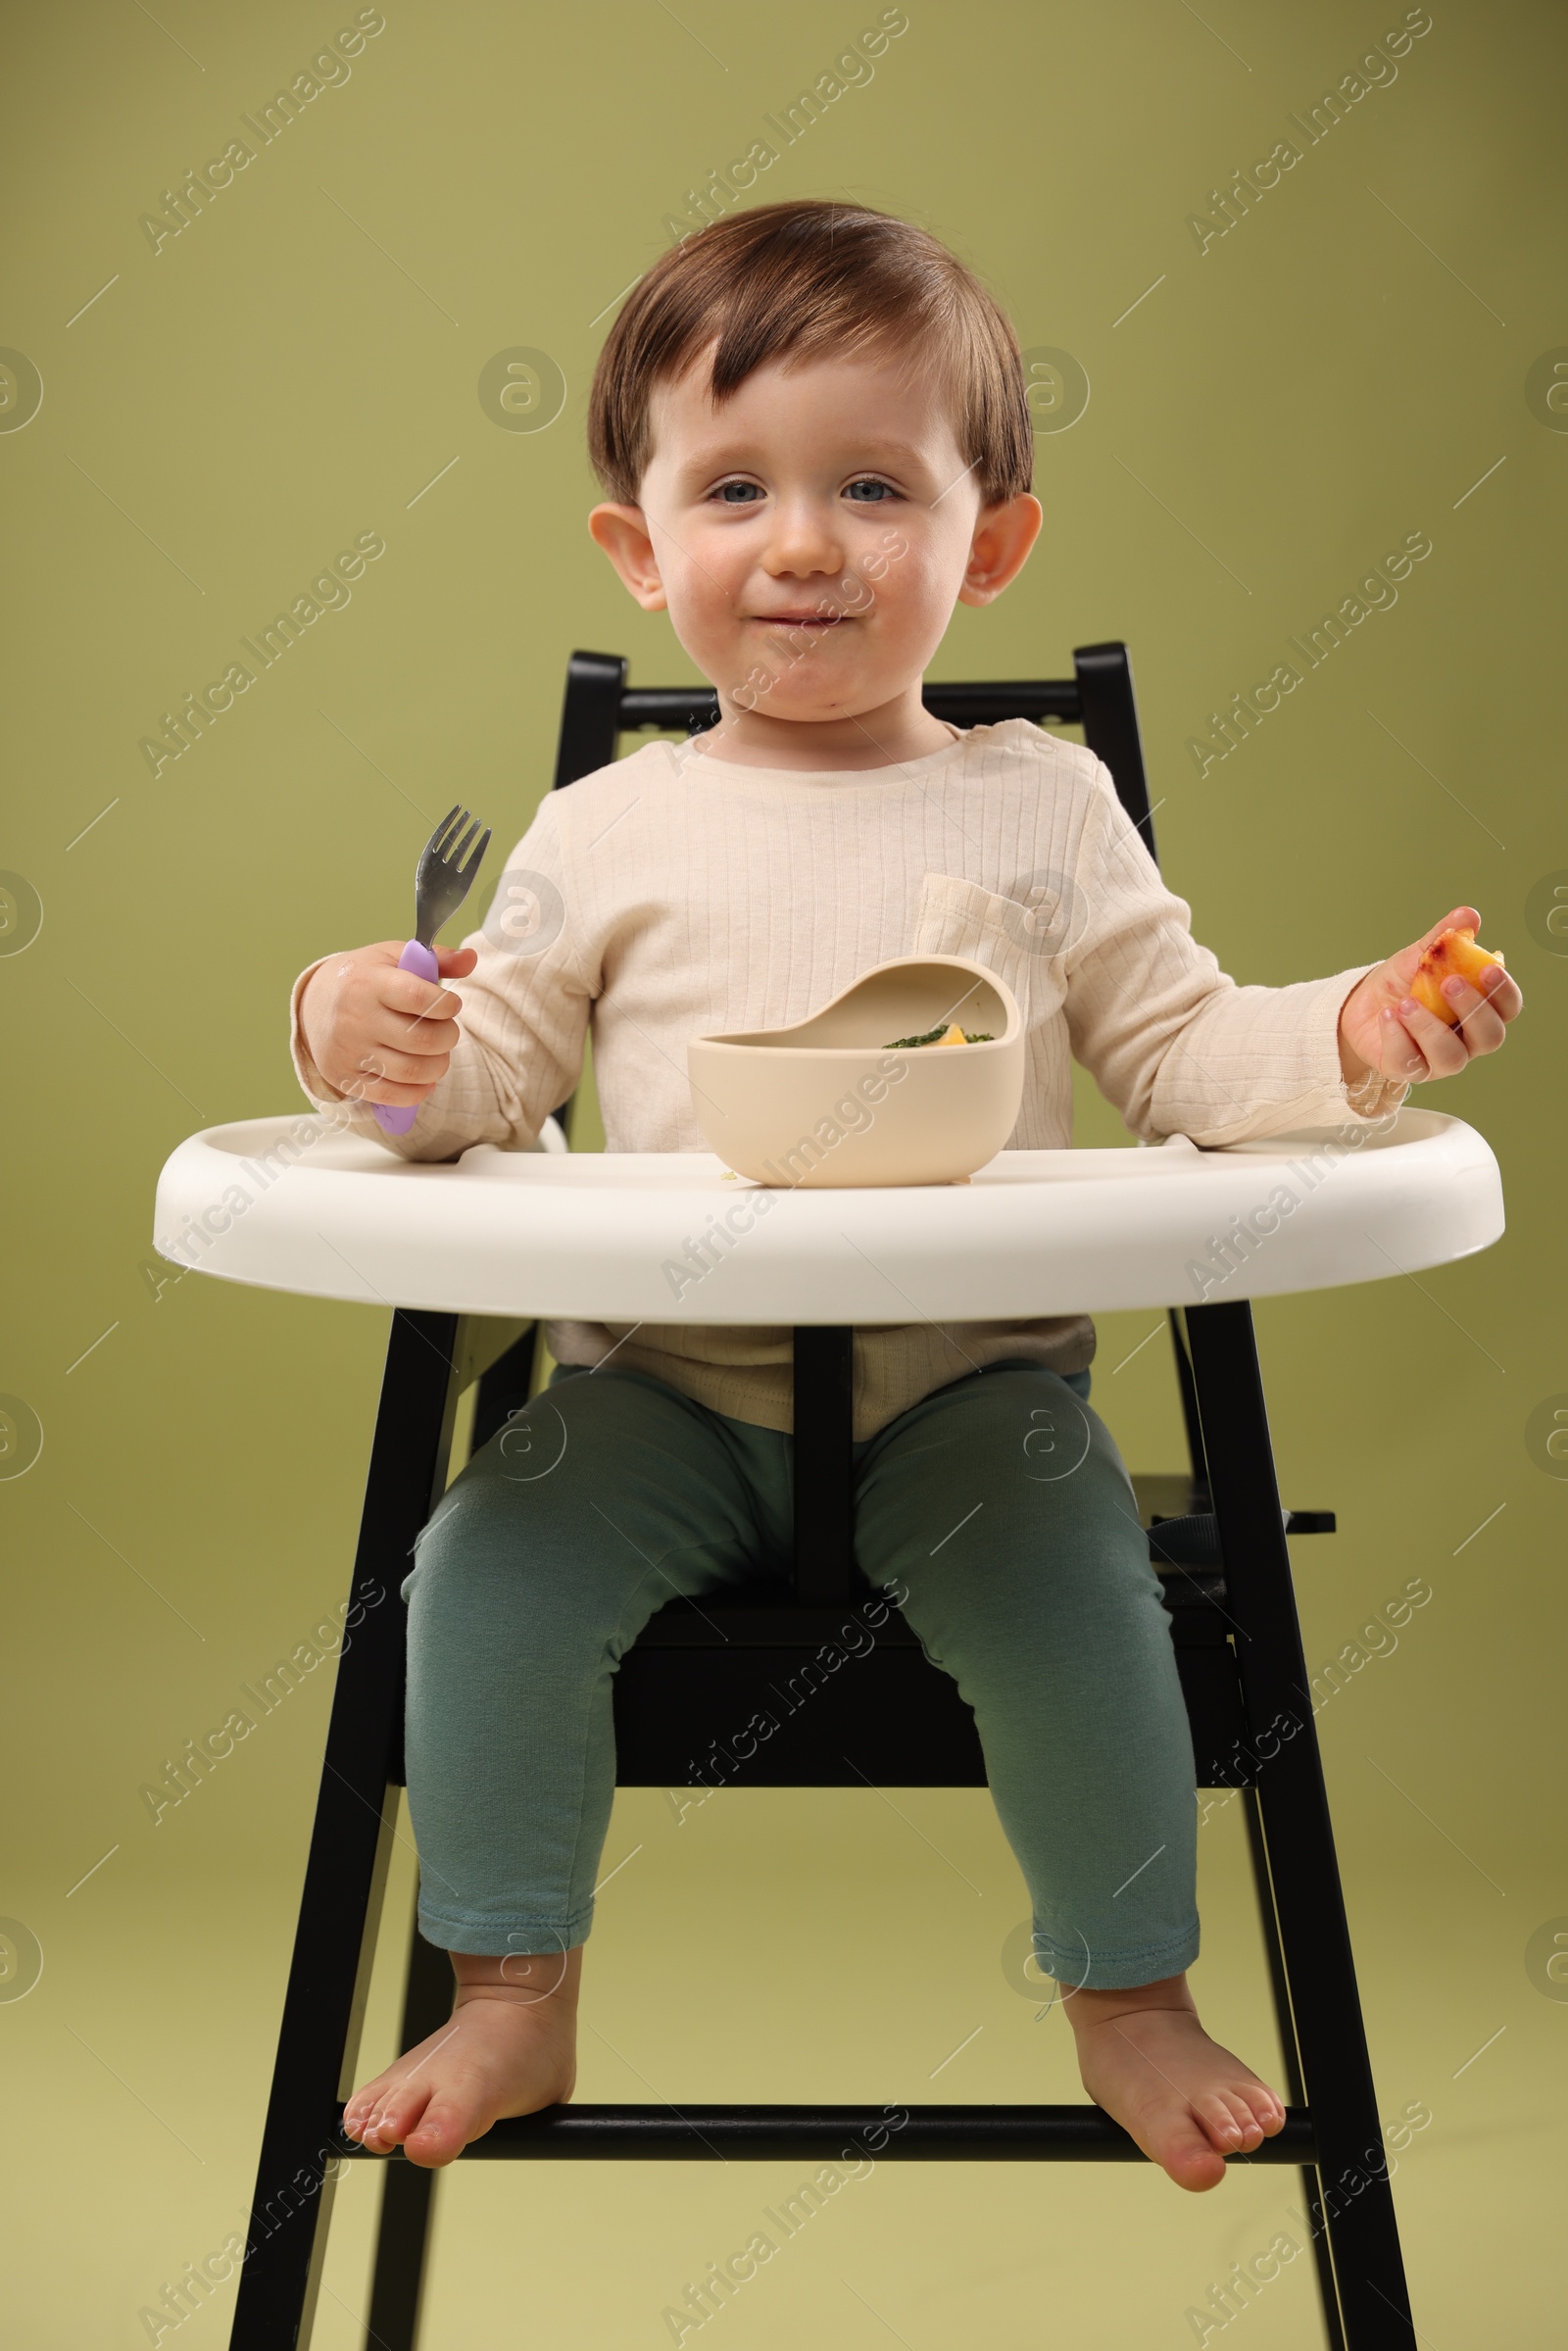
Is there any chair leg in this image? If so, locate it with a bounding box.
[1167,1308,1211,1510]
[1243,1788,1348,2351]
[229,1309,464,2351]
[362,1921,456,2350]
[1186,1302,1414,2349]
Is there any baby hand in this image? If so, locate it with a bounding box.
[1338,905,1523,1088]
[300,941,478,1106]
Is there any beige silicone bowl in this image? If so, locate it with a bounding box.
[687,955,1024,1188]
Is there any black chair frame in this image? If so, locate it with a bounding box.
[227,646,1414,2349]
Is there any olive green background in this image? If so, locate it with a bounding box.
[3,0,1565,2341]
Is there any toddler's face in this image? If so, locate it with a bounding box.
[590,344,1038,731]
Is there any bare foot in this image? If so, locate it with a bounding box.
[1062,1971,1286,2191]
[342,1945,580,2171]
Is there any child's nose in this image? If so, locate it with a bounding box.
[762,497,846,579]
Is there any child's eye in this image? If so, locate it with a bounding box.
[844,478,897,503]
[710,480,763,505]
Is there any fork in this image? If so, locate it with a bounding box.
[370,804,492,1136]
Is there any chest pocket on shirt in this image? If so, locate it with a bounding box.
[912,872,1081,1028]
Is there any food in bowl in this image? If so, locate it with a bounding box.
[886,1023,995,1048]
[1408,928,1504,1026]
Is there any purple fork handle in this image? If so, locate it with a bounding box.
[370,939,442,1136]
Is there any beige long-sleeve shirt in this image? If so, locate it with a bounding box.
[288,718,1406,1436]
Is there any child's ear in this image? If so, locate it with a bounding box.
[957,493,1044,608]
[588,504,666,612]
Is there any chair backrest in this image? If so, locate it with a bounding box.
[550,643,1159,860]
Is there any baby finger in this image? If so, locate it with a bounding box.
[1378,1005,1428,1080]
[1444,976,1506,1055]
[1477,961,1523,1021]
[1396,995,1467,1079]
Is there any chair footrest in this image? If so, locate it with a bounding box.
[1148,1506,1336,1571]
[331,2100,1314,2162]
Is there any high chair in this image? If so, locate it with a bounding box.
[222,646,1426,2349]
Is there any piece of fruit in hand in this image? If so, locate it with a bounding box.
[1407,928,1504,1026]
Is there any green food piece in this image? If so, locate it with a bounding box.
[883,1025,995,1049]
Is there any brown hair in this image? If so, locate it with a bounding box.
[587,198,1034,508]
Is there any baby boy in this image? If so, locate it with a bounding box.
[291,198,1519,2189]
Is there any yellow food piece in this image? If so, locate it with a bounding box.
[1408,928,1504,1025]
[931,1024,970,1047]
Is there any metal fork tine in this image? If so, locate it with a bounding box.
[446,818,481,869]
[459,825,492,878]
[429,807,467,862]
[417,813,460,878]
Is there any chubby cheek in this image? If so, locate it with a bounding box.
[671,534,751,618]
[660,563,746,664]
[869,547,963,657]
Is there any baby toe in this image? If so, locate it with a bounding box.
[341,2096,376,2137]
[1239,2081,1287,2135]
[1196,2092,1246,2151]
[1162,2121,1229,2193]
[1219,2092,1265,2150]
[402,2096,472,2169]
[374,2082,435,2149]
[361,2087,421,2149]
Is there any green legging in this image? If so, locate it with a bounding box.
[399,1356,1200,1990]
